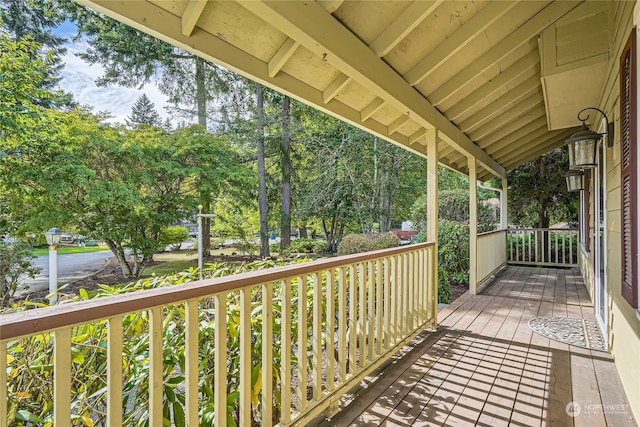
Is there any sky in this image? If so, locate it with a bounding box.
[54,21,172,125]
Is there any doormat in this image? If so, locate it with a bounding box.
[528,317,607,352]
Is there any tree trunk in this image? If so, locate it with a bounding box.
[257,84,270,258]
[299,226,308,238]
[280,96,292,250]
[200,195,212,257]
[105,240,133,278]
[195,56,207,127]
[195,56,212,256]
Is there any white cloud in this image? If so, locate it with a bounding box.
[57,39,173,125]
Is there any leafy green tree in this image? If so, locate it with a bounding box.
[504,146,578,228]
[0,0,73,108]
[125,93,162,128]
[0,29,57,138]
[1,109,253,278]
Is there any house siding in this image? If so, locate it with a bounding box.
[581,1,640,420]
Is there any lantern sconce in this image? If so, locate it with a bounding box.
[566,107,614,170]
[565,170,584,192]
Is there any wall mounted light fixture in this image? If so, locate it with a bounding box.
[565,170,584,192]
[566,107,614,170]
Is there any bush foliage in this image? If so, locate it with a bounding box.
[158,226,190,251]
[3,258,312,426]
[410,189,498,303]
[337,232,399,256]
[0,242,40,307]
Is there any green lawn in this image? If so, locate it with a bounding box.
[144,252,198,276]
[31,246,110,256]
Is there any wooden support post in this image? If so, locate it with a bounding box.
[427,129,438,324]
[501,177,508,229]
[469,157,478,295]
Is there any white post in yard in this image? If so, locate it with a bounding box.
[196,205,216,281]
[45,227,62,304]
[48,247,58,303]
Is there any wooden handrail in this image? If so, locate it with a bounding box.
[0,242,433,341]
[478,228,507,237]
[507,227,579,232]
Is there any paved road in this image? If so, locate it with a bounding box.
[16,250,114,297]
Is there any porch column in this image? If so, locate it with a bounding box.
[501,177,508,229]
[427,129,438,324]
[469,157,478,295]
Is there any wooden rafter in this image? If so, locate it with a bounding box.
[369,1,441,58]
[428,1,580,106]
[181,0,207,37]
[268,38,299,78]
[236,0,506,178]
[404,1,518,86]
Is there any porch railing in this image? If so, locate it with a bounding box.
[1,242,436,426]
[507,228,579,267]
[477,229,508,285]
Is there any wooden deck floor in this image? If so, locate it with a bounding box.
[320,266,637,427]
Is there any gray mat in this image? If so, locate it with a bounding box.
[528,316,607,352]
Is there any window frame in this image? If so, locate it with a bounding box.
[620,28,638,309]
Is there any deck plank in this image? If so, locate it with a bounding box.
[320,267,637,427]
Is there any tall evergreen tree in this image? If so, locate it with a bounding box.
[66,4,242,255]
[280,96,291,250]
[125,93,162,128]
[256,83,270,258]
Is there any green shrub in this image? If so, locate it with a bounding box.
[0,242,40,307]
[438,264,451,304]
[159,226,190,251]
[278,238,327,256]
[437,220,469,286]
[337,232,399,256]
[289,238,326,253]
[3,258,312,426]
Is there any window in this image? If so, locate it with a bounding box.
[620,29,637,309]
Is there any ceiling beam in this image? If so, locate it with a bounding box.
[268,38,299,78]
[404,1,518,86]
[323,74,351,103]
[317,0,343,14]
[467,99,544,142]
[77,0,427,161]
[409,128,426,145]
[237,0,505,178]
[369,1,441,58]
[361,98,385,122]
[477,111,547,148]
[501,130,575,168]
[459,75,541,134]
[491,127,562,161]
[428,1,581,106]
[181,0,207,37]
[388,115,410,134]
[445,51,539,122]
[485,122,550,156]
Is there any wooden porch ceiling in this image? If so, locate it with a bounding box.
[76,0,611,181]
[321,266,637,427]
